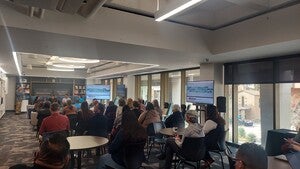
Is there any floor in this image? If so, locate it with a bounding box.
[0,112,230,169]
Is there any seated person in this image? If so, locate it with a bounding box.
[98,109,147,169]
[62,99,77,116]
[158,110,204,169]
[76,101,94,135]
[164,104,185,128]
[203,104,226,167]
[48,94,58,104]
[10,133,70,169]
[105,101,117,133]
[37,101,51,131]
[138,102,161,128]
[235,143,268,169]
[285,137,300,151]
[132,101,142,119]
[39,103,70,137]
[86,103,108,137]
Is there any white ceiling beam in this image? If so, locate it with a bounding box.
[225,0,268,11]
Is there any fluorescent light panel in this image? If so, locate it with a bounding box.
[155,0,203,22]
[0,67,7,74]
[59,57,99,63]
[12,52,21,76]
[52,64,85,69]
[47,67,74,72]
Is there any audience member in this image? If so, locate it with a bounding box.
[9,133,70,169]
[235,143,268,169]
[203,104,226,167]
[113,98,126,129]
[48,94,58,104]
[89,98,99,111]
[158,110,204,169]
[138,102,161,128]
[105,101,118,133]
[37,101,51,131]
[98,109,147,168]
[127,98,134,110]
[132,101,141,119]
[86,103,108,137]
[138,98,146,113]
[164,104,185,128]
[285,137,300,151]
[61,94,70,106]
[181,104,187,119]
[76,101,94,135]
[39,103,70,136]
[62,99,77,116]
[153,99,163,120]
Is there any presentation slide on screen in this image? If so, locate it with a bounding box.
[186,81,214,104]
[86,85,111,100]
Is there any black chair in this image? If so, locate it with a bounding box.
[208,129,229,169]
[146,122,165,159]
[175,137,207,169]
[224,146,235,169]
[67,114,78,136]
[124,141,147,169]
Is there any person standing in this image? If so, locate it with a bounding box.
[15,86,24,115]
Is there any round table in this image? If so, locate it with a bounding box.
[159,128,185,136]
[67,136,108,169]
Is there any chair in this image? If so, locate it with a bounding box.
[175,137,207,169]
[224,146,235,169]
[124,141,147,169]
[208,129,229,169]
[42,130,69,142]
[146,122,165,159]
[67,114,78,136]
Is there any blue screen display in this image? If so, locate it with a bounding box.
[86,85,110,100]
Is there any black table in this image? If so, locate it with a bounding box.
[265,129,297,156]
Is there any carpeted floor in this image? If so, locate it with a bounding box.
[0,112,230,169]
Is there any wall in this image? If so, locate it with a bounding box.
[123,75,135,99]
[5,76,16,111]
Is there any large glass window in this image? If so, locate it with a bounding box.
[278,83,300,130]
[140,75,148,101]
[225,85,233,142]
[151,74,160,103]
[185,69,200,110]
[168,72,181,105]
[226,84,274,145]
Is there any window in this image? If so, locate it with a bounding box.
[151,74,160,103]
[168,72,181,105]
[140,75,148,101]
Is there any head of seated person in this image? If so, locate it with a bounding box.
[94,103,105,115]
[35,133,70,169]
[172,104,181,113]
[185,110,198,124]
[235,143,268,169]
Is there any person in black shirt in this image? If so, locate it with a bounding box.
[164,104,184,128]
[132,101,141,119]
[86,103,108,137]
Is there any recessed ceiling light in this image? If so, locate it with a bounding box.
[59,57,99,63]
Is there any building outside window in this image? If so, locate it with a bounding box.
[151,74,160,103]
[140,75,148,101]
[168,71,181,105]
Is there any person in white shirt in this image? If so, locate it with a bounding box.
[203,104,226,168]
[159,110,204,169]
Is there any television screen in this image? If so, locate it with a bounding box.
[186,80,214,104]
[86,85,110,100]
[116,85,127,98]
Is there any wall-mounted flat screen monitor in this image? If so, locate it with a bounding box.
[186,80,214,104]
[86,85,110,100]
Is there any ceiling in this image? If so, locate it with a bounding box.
[0,0,299,78]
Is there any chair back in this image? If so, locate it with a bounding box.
[224,146,236,169]
[181,137,206,162]
[123,141,146,169]
[67,114,78,130]
[42,130,69,142]
[147,122,164,137]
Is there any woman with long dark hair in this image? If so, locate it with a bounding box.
[98,105,147,168]
[76,101,94,135]
[203,104,226,167]
[138,102,161,128]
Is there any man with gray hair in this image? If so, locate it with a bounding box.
[235,143,268,169]
[164,104,185,128]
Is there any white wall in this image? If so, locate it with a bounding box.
[5,76,16,111]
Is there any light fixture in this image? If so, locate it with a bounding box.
[0,67,7,74]
[12,52,22,76]
[47,67,74,72]
[59,57,100,63]
[52,64,85,69]
[27,64,32,70]
[155,0,203,22]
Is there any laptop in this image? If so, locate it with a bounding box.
[285,152,300,169]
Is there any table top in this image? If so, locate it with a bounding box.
[160,128,185,136]
[268,156,291,169]
[67,136,108,151]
